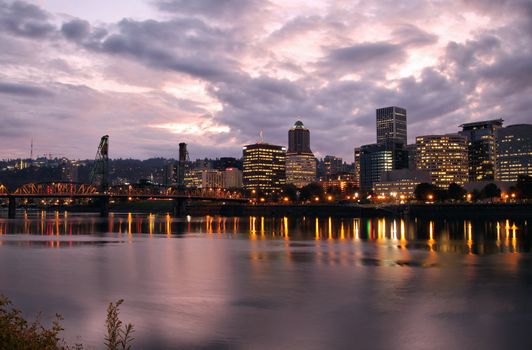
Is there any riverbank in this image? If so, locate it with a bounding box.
[14,201,529,219]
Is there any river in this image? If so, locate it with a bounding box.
[0,211,531,349]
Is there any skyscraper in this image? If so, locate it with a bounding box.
[459,119,503,181]
[288,121,312,153]
[495,124,532,182]
[286,121,316,187]
[359,140,408,191]
[376,106,407,145]
[416,134,468,188]
[243,143,286,191]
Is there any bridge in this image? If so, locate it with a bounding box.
[0,135,248,218]
[0,182,247,218]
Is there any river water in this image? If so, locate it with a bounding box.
[0,211,531,349]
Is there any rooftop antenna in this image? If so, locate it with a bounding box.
[30,137,33,160]
[259,130,264,143]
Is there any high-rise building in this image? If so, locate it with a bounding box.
[495,124,532,182]
[416,134,468,188]
[406,144,417,170]
[359,140,408,191]
[376,106,407,145]
[288,120,312,154]
[459,119,503,181]
[243,143,286,191]
[353,147,361,188]
[286,121,316,187]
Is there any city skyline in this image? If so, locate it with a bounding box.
[1,0,531,160]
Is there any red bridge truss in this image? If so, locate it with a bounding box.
[3,182,243,200]
[13,182,98,196]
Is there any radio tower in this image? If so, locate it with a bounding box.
[90,135,109,192]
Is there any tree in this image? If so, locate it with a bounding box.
[482,183,501,202]
[414,183,437,201]
[280,184,298,201]
[516,175,532,199]
[448,183,466,201]
[299,182,324,202]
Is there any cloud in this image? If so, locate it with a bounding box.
[0,81,53,97]
[61,18,91,41]
[319,42,406,78]
[391,24,438,47]
[0,0,531,161]
[0,0,55,38]
[155,0,265,21]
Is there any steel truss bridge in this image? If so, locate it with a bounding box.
[0,182,247,218]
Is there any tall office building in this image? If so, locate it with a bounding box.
[353,147,361,188]
[243,143,286,191]
[459,119,503,181]
[359,140,408,191]
[286,121,316,187]
[416,134,468,188]
[376,106,407,145]
[288,121,312,153]
[495,124,532,182]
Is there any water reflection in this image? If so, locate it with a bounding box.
[0,211,529,254]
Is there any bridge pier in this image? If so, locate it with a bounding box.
[98,195,110,217]
[173,198,187,217]
[8,196,16,219]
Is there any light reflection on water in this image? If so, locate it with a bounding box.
[0,211,528,255]
[0,211,531,349]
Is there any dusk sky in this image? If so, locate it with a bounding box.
[1,0,531,161]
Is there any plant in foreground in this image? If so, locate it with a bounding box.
[104,299,135,350]
[0,295,134,350]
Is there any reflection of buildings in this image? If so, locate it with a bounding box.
[376,106,407,145]
[416,134,468,188]
[243,143,286,191]
[286,121,316,187]
[459,119,503,181]
[373,169,431,198]
[495,124,532,181]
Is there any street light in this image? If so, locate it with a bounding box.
[427,194,434,201]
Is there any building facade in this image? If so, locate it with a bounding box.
[495,124,532,181]
[373,169,431,198]
[416,134,468,188]
[359,140,408,191]
[223,168,243,188]
[201,170,224,189]
[286,121,316,187]
[322,155,343,176]
[376,106,407,145]
[243,143,286,191]
[459,119,503,181]
[288,120,312,153]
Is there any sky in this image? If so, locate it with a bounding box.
[0,0,531,161]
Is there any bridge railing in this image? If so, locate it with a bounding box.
[13,182,98,196]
